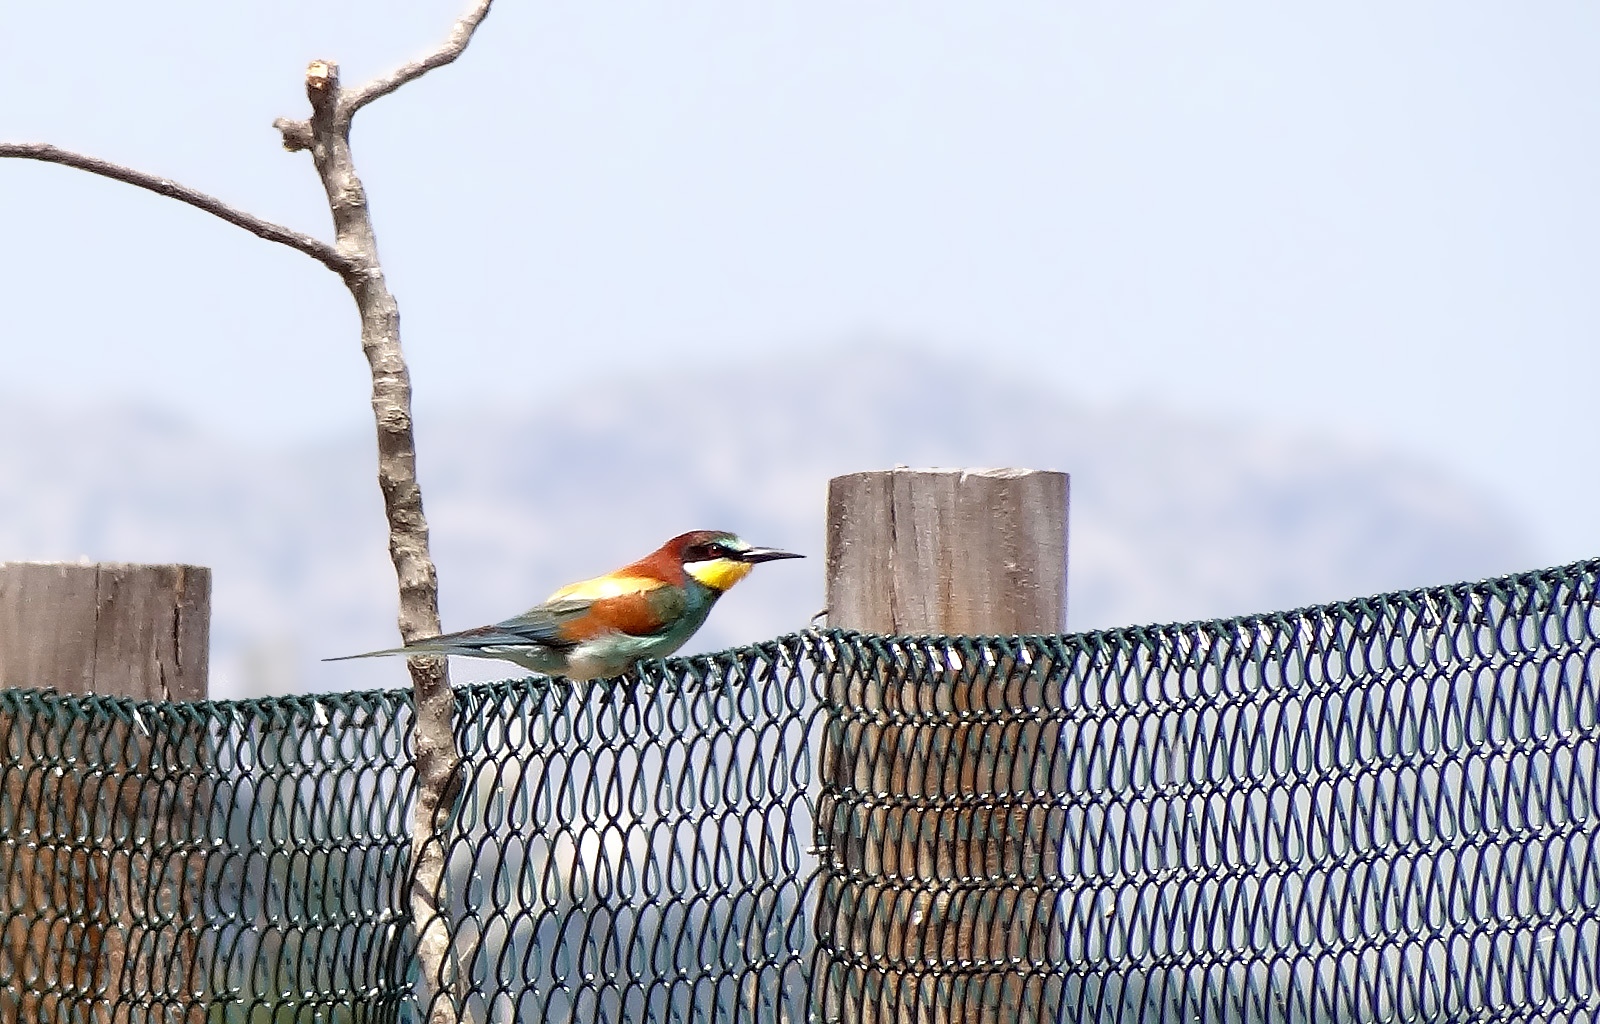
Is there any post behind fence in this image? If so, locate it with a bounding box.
[0,562,210,1024]
[822,468,1068,1024]
[0,562,209,699]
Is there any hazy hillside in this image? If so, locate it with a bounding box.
[0,346,1531,699]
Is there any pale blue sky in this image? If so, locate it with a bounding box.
[3,3,1597,562]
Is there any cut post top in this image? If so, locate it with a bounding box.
[825,467,1068,637]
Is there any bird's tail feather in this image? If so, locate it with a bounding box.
[322,642,448,663]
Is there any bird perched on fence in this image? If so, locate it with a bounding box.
[328,530,803,681]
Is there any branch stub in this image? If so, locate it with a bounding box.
[306,60,340,98]
[272,117,313,153]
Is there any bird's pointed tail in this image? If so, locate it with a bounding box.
[322,641,446,663]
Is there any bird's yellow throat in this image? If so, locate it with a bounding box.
[685,558,754,592]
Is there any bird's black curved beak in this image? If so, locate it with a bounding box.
[738,547,805,563]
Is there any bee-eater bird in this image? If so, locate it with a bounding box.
[328,530,803,681]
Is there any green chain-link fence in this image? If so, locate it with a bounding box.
[2,558,1598,1022]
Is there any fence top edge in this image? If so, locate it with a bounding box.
[2,555,1593,716]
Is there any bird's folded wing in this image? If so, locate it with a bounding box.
[429,614,576,652]
[516,574,690,642]
[324,575,690,662]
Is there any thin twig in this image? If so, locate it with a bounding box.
[0,142,357,277]
[340,0,495,120]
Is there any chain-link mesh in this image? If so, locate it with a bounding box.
[2,559,1598,1022]
[812,564,1600,1023]
[0,688,416,1024]
[433,649,819,1024]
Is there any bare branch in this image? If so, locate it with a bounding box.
[0,142,357,277]
[280,56,466,1024]
[272,117,314,153]
[268,5,497,1017]
[13,3,495,1012]
[340,0,494,120]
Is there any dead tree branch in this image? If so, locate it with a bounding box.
[4,1,497,1020]
[279,53,465,1024]
[271,3,498,1021]
[0,143,355,275]
[344,0,494,118]
[272,0,493,149]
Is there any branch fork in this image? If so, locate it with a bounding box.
[0,2,496,1022]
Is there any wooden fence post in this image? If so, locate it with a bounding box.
[820,468,1066,1024]
[0,562,209,1024]
[0,562,209,699]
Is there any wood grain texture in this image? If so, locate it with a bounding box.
[826,467,1067,634]
[821,468,1067,1024]
[0,563,209,1024]
[0,562,209,699]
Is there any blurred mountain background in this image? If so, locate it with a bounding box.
[4,5,1597,699]
[0,344,1531,701]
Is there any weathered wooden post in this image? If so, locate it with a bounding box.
[0,562,209,699]
[819,468,1067,1024]
[0,562,209,1024]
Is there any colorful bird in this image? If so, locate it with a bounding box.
[328,530,803,680]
